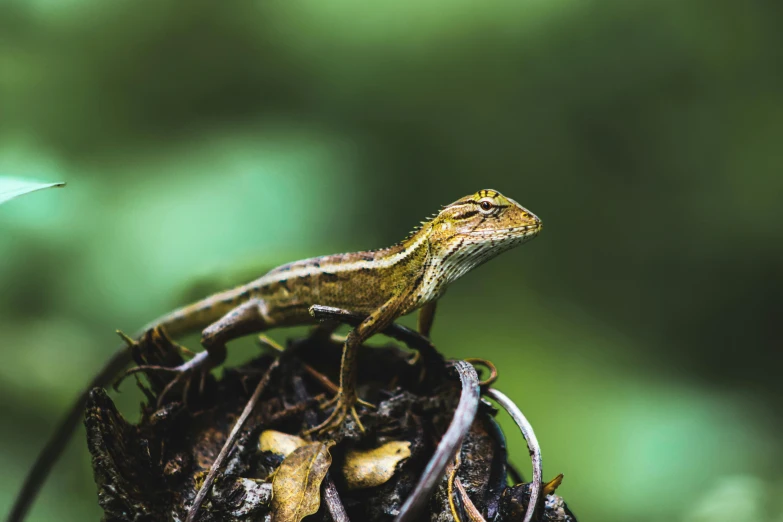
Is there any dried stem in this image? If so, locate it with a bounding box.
[486,388,542,522]
[185,359,280,522]
[309,305,445,368]
[455,477,487,522]
[395,361,480,522]
[323,478,351,522]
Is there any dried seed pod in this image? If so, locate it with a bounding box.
[259,430,308,457]
[342,441,412,490]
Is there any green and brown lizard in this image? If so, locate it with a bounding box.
[9,189,541,521]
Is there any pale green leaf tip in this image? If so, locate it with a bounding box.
[0,177,67,206]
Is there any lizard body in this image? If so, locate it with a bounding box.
[9,189,541,521]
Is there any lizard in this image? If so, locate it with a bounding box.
[8,188,542,522]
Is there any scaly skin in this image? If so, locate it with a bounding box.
[9,189,541,522]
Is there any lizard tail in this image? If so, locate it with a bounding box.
[145,284,256,339]
[7,283,256,522]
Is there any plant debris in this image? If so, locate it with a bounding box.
[272,442,333,522]
[84,319,579,521]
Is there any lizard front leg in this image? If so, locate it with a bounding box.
[305,297,406,436]
[407,300,437,366]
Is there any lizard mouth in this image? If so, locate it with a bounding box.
[467,224,541,237]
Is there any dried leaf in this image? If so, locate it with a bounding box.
[259,430,308,457]
[0,177,65,205]
[542,474,564,496]
[272,442,332,522]
[342,440,411,490]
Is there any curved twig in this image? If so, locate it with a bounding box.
[463,358,498,388]
[309,305,445,367]
[7,349,134,522]
[185,359,279,522]
[486,388,542,522]
[394,361,480,522]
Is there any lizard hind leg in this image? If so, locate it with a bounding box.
[124,298,271,407]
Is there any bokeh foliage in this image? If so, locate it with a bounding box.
[1,1,781,520]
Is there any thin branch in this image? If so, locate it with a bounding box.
[309,305,445,367]
[486,388,542,522]
[455,477,487,522]
[259,334,339,394]
[446,436,487,522]
[323,478,351,522]
[394,361,480,522]
[186,359,279,522]
[289,374,350,522]
[447,452,461,521]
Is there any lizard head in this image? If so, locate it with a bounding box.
[425,189,542,275]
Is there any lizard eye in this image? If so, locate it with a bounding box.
[479,200,494,212]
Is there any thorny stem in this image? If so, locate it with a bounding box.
[487,388,542,522]
[394,361,480,522]
[185,359,280,522]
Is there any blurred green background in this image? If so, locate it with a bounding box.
[1,0,781,520]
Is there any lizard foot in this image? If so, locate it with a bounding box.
[318,393,375,410]
[119,351,214,408]
[305,390,366,436]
